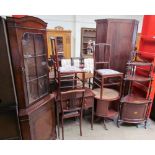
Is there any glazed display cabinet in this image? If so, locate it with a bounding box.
[0,16,56,140]
[46,27,71,59]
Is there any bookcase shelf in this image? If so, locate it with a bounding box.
[81,27,96,58]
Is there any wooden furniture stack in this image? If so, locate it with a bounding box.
[81,27,96,58]
[95,19,139,73]
[46,26,71,59]
[0,16,56,140]
[117,56,153,128]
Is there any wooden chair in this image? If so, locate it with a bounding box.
[50,39,86,138]
[50,37,59,80]
[59,89,85,140]
[93,43,123,129]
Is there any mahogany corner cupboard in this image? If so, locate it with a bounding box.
[0,16,56,140]
[95,19,139,73]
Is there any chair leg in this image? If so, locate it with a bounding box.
[117,114,120,128]
[91,106,94,130]
[89,78,91,88]
[80,112,82,136]
[61,117,64,140]
[56,105,60,139]
[144,119,148,129]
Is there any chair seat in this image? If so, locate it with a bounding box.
[96,69,123,76]
[92,88,120,100]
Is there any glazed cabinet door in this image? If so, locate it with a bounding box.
[22,33,48,105]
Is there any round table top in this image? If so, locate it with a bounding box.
[77,72,93,80]
[92,88,120,101]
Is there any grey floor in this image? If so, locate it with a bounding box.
[57,115,155,140]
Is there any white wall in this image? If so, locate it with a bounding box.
[35,15,143,57]
[35,15,76,57]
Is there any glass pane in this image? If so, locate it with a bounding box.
[36,56,47,77]
[34,34,45,55]
[22,33,35,57]
[38,77,48,97]
[24,58,37,81]
[56,36,63,53]
[27,80,39,104]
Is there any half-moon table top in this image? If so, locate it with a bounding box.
[92,88,120,101]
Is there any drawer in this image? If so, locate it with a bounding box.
[84,97,94,109]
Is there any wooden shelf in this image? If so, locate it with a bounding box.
[96,109,118,118]
[82,54,93,58]
[127,61,152,66]
[81,27,96,58]
[124,75,152,82]
[121,94,150,104]
[83,36,96,38]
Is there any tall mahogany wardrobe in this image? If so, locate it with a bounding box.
[95,19,139,73]
[0,16,56,140]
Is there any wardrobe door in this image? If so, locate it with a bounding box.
[96,19,139,73]
[0,17,21,139]
[107,20,138,73]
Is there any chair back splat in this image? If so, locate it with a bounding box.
[59,89,85,139]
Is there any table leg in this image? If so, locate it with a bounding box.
[100,77,104,99]
[103,118,108,130]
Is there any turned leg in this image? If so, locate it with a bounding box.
[103,118,108,130]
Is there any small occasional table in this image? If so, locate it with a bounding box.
[93,69,123,129]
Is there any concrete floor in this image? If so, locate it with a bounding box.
[57,116,155,140]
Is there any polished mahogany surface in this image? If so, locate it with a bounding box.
[0,17,21,139]
[5,16,56,140]
[95,19,139,73]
